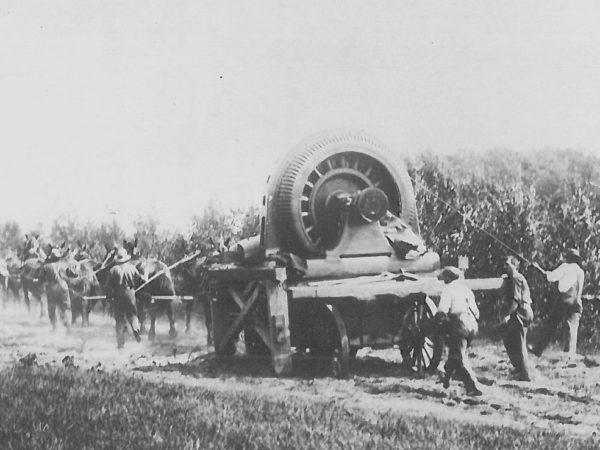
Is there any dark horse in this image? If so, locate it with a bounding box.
[122,239,177,340]
[0,256,11,307]
[67,244,104,326]
[177,237,231,347]
[1,253,23,307]
[20,235,47,317]
[179,254,213,346]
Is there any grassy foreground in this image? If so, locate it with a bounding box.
[0,364,596,450]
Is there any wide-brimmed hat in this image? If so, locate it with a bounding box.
[114,247,131,264]
[46,248,62,263]
[438,266,461,282]
[566,248,581,261]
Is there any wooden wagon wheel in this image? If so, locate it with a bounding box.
[309,304,350,379]
[399,295,438,372]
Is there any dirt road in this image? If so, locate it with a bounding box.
[2,302,600,438]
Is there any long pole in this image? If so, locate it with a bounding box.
[134,250,204,293]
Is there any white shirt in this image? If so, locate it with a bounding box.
[547,263,584,296]
[438,279,479,319]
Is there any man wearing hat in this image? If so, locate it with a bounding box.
[105,247,144,348]
[531,248,585,357]
[501,255,534,381]
[436,266,482,396]
[39,247,73,331]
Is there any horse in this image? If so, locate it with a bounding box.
[19,236,48,318]
[39,243,79,330]
[177,237,231,346]
[122,238,177,340]
[0,256,9,307]
[179,254,213,346]
[90,243,122,318]
[67,244,104,326]
[0,253,22,308]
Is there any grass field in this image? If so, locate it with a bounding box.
[0,363,597,450]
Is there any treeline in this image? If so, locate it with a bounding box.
[409,148,600,347]
[410,148,600,292]
[0,201,260,265]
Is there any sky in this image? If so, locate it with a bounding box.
[1,0,600,233]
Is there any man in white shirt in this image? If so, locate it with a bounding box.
[531,248,585,356]
[437,266,482,396]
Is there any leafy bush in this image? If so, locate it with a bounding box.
[409,149,600,338]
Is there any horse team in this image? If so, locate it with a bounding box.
[0,235,213,347]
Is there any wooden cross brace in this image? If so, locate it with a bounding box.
[216,282,261,354]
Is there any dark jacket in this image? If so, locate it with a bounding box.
[105,262,144,305]
[503,273,534,324]
[40,261,71,303]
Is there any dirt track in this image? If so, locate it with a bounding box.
[2,302,600,438]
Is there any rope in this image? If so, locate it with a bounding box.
[408,174,536,267]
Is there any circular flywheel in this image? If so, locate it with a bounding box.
[271,131,419,258]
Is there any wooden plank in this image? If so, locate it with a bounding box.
[216,284,261,354]
[464,278,505,292]
[227,287,247,310]
[207,264,279,282]
[265,268,292,375]
[82,295,197,302]
[210,282,229,355]
[151,295,196,301]
[289,277,504,301]
[81,295,107,301]
[250,324,273,352]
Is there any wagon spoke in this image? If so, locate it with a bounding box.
[401,297,437,373]
[423,341,433,362]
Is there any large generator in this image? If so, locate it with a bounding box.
[207,130,502,377]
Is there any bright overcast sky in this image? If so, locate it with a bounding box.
[1,0,600,232]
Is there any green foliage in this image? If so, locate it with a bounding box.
[0,221,23,257]
[23,203,261,266]
[409,148,600,334]
[189,200,260,254]
[48,217,127,262]
[0,364,596,450]
[411,149,600,285]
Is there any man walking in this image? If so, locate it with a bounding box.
[531,248,584,357]
[501,256,534,381]
[39,247,72,331]
[437,266,482,397]
[105,247,144,349]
